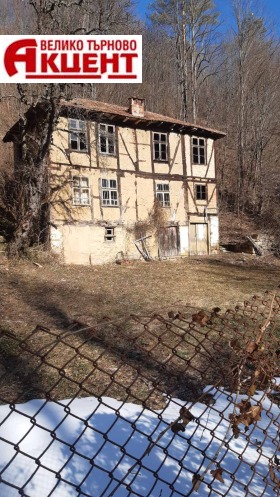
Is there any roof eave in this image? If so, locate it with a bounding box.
[60,103,226,139]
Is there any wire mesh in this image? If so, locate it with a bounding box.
[0,290,279,497]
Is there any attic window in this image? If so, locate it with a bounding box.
[69,119,87,151]
[192,137,206,165]
[99,124,116,155]
[153,132,168,161]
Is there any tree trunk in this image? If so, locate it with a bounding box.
[7,97,60,257]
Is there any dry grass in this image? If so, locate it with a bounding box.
[0,253,279,333]
[0,253,279,405]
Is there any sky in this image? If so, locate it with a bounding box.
[136,0,280,36]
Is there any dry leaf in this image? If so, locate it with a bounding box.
[235,413,252,427]
[248,384,257,396]
[192,474,203,492]
[237,399,251,413]
[192,310,208,327]
[180,407,195,425]
[251,405,262,421]
[232,423,241,438]
[233,402,262,427]
[269,465,280,486]
[257,370,271,387]
[171,422,186,434]
[246,341,258,355]
[254,369,260,379]
[210,467,225,483]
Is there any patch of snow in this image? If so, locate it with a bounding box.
[0,387,279,497]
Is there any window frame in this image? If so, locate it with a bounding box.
[69,119,88,152]
[101,178,119,207]
[192,137,206,165]
[156,183,170,207]
[104,227,116,242]
[195,183,207,202]
[72,176,90,206]
[152,132,168,162]
[99,123,116,156]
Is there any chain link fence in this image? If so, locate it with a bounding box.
[0,290,279,496]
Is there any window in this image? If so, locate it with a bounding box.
[69,119,87,151]
[195,184,207,201]
[156,183,170,207]
[99,124,116,155]
[105,227,115,242]
[101,179,118,206]
[72,176,90,205]
[192,137,206,165]
[153,132,168,161]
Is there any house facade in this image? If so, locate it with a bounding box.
[7,97,226,265]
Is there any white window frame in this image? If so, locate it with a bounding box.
[192,137,206,165]
[99,123,116,155]
[153,132,168,161]
[72,176,90,206]
[101,179,118,206]
[156,183,170,207]
[105,227,116,242]
[69,119,88,152]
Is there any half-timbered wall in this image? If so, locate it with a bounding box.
[49,115,220,264]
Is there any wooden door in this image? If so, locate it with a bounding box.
[189,223,208,255]
[158,226,178,257]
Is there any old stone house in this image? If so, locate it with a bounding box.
[5,97,225,265]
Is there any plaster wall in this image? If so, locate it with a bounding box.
[49,116,219,264]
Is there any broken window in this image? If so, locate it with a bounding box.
[192,137,206,165]
[153,132,168,161]
[99,124,116,155]
[195,184,207,201]
[101,179,118,206]
[156,183,170,207]
[69,119,87,151]
[105,227,115,241]
[72,176,90,205]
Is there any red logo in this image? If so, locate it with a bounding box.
[4,39,37,76]
[1,36,142,83]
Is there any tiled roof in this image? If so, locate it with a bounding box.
[3,98,226,143]
[61,99,226,138]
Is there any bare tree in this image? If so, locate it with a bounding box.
[229,0,279,215]
[0,0,137,256]
[24,0,135,35]
[150,0,220,121]
[1,86,64,255]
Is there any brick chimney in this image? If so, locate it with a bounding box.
[128,97,145,117]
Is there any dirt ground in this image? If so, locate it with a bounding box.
[0,252,279,406]
[0,252,279,334]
